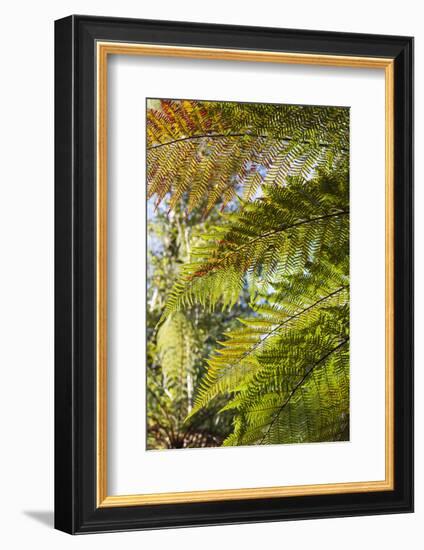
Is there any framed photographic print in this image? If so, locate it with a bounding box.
[54,15,414,534]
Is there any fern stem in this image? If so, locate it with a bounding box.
[147,132,349,153]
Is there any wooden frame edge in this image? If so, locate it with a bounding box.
[97,41,108,507]
[384,60,395,493]
[96,41,395,508]
[99,479,393,507]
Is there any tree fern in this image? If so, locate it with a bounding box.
[147,98,350,447]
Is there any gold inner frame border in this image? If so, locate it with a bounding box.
[96,41,394,508]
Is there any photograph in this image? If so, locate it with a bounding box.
[146,98,350,450]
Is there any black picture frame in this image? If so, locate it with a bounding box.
[55,14,414,534]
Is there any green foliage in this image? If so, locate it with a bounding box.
[161,169,349,318]
[147,98,350,447]
[146,198,239,449]
[156,312,200,409]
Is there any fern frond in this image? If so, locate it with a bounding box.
[227,339,349,445]
[162,170,349,318]
[188,285,349,417]
[147,99,349,214]
[156,312,201,407]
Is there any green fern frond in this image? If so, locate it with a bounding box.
[162,170,349,319]
[147,99,349,214]
[188,285,349,418]
[156,312,201,406]
[226,339,349,445]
